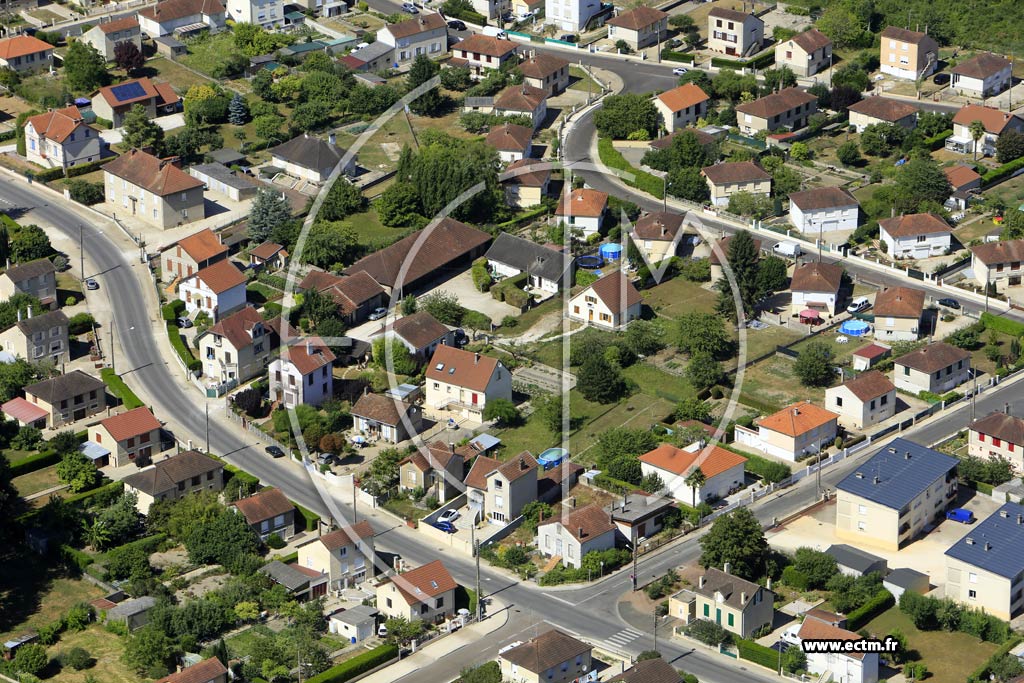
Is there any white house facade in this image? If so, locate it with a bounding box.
[789,187,860,234]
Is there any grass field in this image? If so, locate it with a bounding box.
[0,551,105,641]
[146,57,216,93]
[788,332,872,367]
[47,625,135,683]
[13,465,61,497]
[18,72,69,106]
[969,329,1018,376]
[179,32,244,79]
[4,448,41,465]
[568,66,599,93]
[863,607,998,683]
[246,282,282,306]
[645,278,717,318]
[341,206,408,248]
[740,355,824,412]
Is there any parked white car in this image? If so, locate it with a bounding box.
[437,509,460,524]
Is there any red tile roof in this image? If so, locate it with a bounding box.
[156,657,228,683]
[879,213,952,238]
[971,238,1024,265]
[502,158,551,187]
[426,345,504,392]
[708,7,756,22]
[656,83,710,113]
[951,52,1011,79]
[0,35,53,60]
[607,5,667,30]
[970,411,1024,446]
[94,77,161,108]
[790,262,843,293]
[455,34,518,58]
[250,241,285,260]
[797,619,866,660]
[853,343,890,360]
[518,52,569,79]
[194,259,246,294]
[538,503,615,541]
[351,392,412,426]
[788,186,857,212]
[873,286,925,318]
[103,150,204,196]
[495,451,538,483]
[639,442,747,478]
[944,165,982,189]
[279,337,336,375]
[701,161,771,185]
[736,87,816,120]
[633,211,684,241]
[320,520,375,550]
[847,96,919,122]
[894,342,970,373]
[757,401,838,437]
[205,306,266,350]
[493,84,546,113]
[390,311,450,349]
[1,397,48,424]
[174,228,227,264]
[788,28,831,53]
[233,488,294,524]
[585,271,642,313]
[464,455,501,489]
[98,17,140,33]
[140,0,226,23]
[485,122,533,152]
[953,104,1022,135]
[25,106,88,144]
[100,406,161,442]
[838,370,895,401]
[555,188,608,217]
[880,26,936,46]
[385,12,446,39]
[388,559,457,605]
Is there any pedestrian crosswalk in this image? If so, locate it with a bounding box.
[604,627,644,650]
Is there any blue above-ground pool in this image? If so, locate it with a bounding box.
[538,447,569,469]
[599,243,623,260]
[839,319,871,336]
[577,255,603,269]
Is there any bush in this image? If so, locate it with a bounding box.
[597,137,665,199]
[100,368,145,409]
[737,638,779,668]
[686,619,731,646]
[981,312,1024,337]
[265,532,285,549]
[9,449,61,478]
[304,644,398,683]
[982,156,1024,185]
[781,566,809,590]
[68,312,95,335]
[65,179,104,205]
[161,300,186,321]
[846,588,895,630]
[167,322,201,373]
[968,634,1024,682]
[63,647,91,670]
[661,49,695,63]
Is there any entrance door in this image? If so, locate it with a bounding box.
[471,393,478,405]
[588,310,594,321]
[74,408,86,421]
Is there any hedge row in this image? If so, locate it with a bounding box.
[305,644,398,683]
[846,587,895,631]
[711,51,775,70]
[60,544,94,572]
[592,472,639,494]
[737,638,778,669]
[161,299,186,322]
[64,480,123,506]
[443,5,486,25]
[597,137,665,199]
[224,463,260,489]
[33,156,113,183]
[105,533,167,558]
[0,129,16,142]
[100,368,145,410]
[737,390,781,416]
[981,311,1024,338]
[660,49,695,63]
[968,633,1024,682]
[923,129,954,151]
[167,322,201,373]
[295,502,321,531]
[493,203,549,231]
[982,155,1024,186]
[10,449,61,478]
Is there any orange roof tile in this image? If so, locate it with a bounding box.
[657,83,710,113]
[757,400,838,437]
[555,188,608,217]
[320,520,375,550]
[607,5,667,30]
[639,442,747,478]
[879,213,951,238]
[953,104,1022,135]
[873,286,925,318]
[0,35,53,60]
[279,336,336,375]
[944,164,982,189]
[100,406,160,441]
[387,559,457,605]
[174,228,227,264]
[194,259,246,294]
[103,149,204,196]
[426,346,503,392]
[233,488,294,524]
[98,16,140,33]
[537,503,615,541]
[25,106,88,144]
[585,271,642,313]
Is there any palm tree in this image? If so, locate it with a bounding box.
[684,467,706,508]
[969,119,987,161]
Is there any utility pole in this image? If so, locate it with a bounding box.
[631,529,638,591]
[205,402,210,454]
[653,609,658,652]
[472,524,482,622]
[79,225,84,282]
[110,319,116,374]
[971,370,978,419]
[352,478,358,523]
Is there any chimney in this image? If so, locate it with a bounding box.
[363,386,369,396]
[304,132,309,139]
[1017,514,1023,525]
[741,591,748,606]
[1000,509,1009,518]
[578,526,584,538]
[723,562,731,575]
[699,575,706,588]
[793,408,799,416]
[984,542,992,551]
[16,309,21,322]
[904,452,911,460]
[306,341,312,355]
[450,442,455,453]
[766,577,773,591]
[519,456,527,470]
[27,306,32,319]
[873,476,880,484]
[474,352,480,364]
[329,132,336,146]
[1006,403,1011,415]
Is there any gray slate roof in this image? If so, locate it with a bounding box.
[826,544,887,574]
[270,134,348,174]
[331,604,378,625]
[106,596,156,618]
[349,40,394,63]
[15,309,68,337]
[190,162,257,191]
[3,258,55,283]
[484,232,574,285]
[605,492,675,524]
[945,502,1024,579]
[835,438,958,510]
[208,148,246,165]
[693,567,767,609]
[259,560,313,591]
[884,567,929,589]
[24,370,104,403]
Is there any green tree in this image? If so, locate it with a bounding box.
[184,506,260,569]
[577,354,627,404]
[482,398,520,426]
[698,507,768,580]
[677,312,730,357]
[400,294,417,315]
[996,129,1024,163]
[533,392,564,434]
[113,40,144,73]
[376,182,424,227]
[0,357,35,401]
[12,644,48,675]
[594,93,659,139]
[253,113,285,142]
[301,221,358,269]
[183,84,231,126]
[816,6,869,48]
[969,119,987,161]
[290,100,333,134]
[668,167,710,202]
[441,65,473,91]
[319,178,365,221]
[458,661,503,683]
[755,255,789,300]
[228,93,249,126]
[684,467,707,508]
[728,191,773,218]
[836,140,862,166]
[894,154,952,214]
[794,340,835,387]
[300,70,345,104]
[249,189,293,243]
[782,645,806,673]
[121,104,164,153]
[623,319,664,356]
[714,229,761,318]
[687,352,724,392]
[11,224,53,262]
[420,291,466,325]
[56,450,100,493]
[370,337,417,376]
[789,141,810,161]
[860,123,902,157]
[461,309,492,339]
[63,41,108,91]
[674,396,711,423]
[596,428,658,466]
[385,616,426,646]
[122,625,175,674]
[792,547,838,589]
[407,54,445,116]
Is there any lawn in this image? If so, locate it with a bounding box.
[383,496,429,522]
[645,277,717,318]
[4,448,41,465]
[13,465,61,497]
[983,172,1024,208]
[17,72,69,107]
[954,216,997,244]
[503,296,561,334]
[145,56,217,93]
[739,355,823,413]
[47,625,135,683]
[727,324,803,370]
[246,282,282,306]
[179,32,245,78]
[340,206,408,249]
[0,551,105,641]
[788,332,873,366]
[568,389,675,462]
[969,329,1018,376]
[568,66,600,94]
[491,413,559,460]
[863,607,998,683]
[337,108,472,174]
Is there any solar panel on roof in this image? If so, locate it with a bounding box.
[110,81,147,102]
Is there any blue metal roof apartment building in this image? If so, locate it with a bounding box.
[945,502,1024,620]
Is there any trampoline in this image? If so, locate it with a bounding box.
[839,319,871,336]
[577,255,603,269]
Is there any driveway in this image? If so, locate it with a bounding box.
[420,270,519,323]
[100,113,186,145]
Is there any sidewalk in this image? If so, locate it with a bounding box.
[358,602,510,683]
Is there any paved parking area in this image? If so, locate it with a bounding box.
[420,270,519,323]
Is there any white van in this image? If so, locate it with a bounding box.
[481,26,507,38]
[847,296,870,314]
[773,241,802,258]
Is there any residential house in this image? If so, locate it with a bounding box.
[735,87,818,135]
[518,52,570,96]
[639,442,747,505]
[825,371,897,430]
[138,0,227,38]
[197,307,280,383]
[0,258,57,308]
[155,657,228,683]
[0,35,53,73]
[450,34,518,79]
[269,133,355,183]
[951,52,1012,98]
[1,397,47,428]
[511,0,542,20]
[872,286,925,341]
[498,629,593,683]
[847,97,919,133]
[103,150,205,229]
[894,342,971,395]
[835,438,958,550]
[249,242,288,271]
[969,409,1024,470]
[350,391,423,443]
[880,26,939,80]
[536,504,616,568]
[554,188,608,238]
[0,309,69,364]
[692,566,774,638]
[604,492,676,543]
[398,440,467,501]
[944,502,1024,620]
[232,487,297,541]
[789,186,859,234]
[424,345,512,423]
[632,211,685,265]
[123,450,224,515]
[709,234,762,282]
[826,545,888,577]
[105,596,157,631]
[567,271,642,330]
[376,559,457,623]
[852,343,891,372]
[946,104,1024,156]
[377,13,447,66]
[340,41,394,72]
[706,8,763,57]
[23,370,106,429]
[468,0,509,21]
[879,213,953,259]
[225,0,285,28]
[328,605,379,643]
[259,561,328,600]
[91,77,180,127]
[701,161,771,207]
[970,238,1024,290]
[160,228,228,284]
[81,17,143,61]
[178,259,247,321]
[89,406,164,468]
[545,0,602,32]
[606,6,668,51]
[502,158,551,209]
[296,269,387,325]
[653,84,710,134]
[344,217,491,297]
[944,165,983,211]
[609,658,683,683]
[734,400,839,462]
[296,520,376,589]
[269,337,336,408]
[189,163,258,202]
[23,106,104,170]
[385,311,456,359]
[789,261,844,317]
[485,123,534,162]
[797,615,880,683]
[774,28,831,77]
[465,451,538,525]
[650,126,719,153]
[485,232,574,293]
[493,85,548,129]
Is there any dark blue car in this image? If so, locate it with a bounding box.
[946,508,975,524]
[434,521,457,533]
